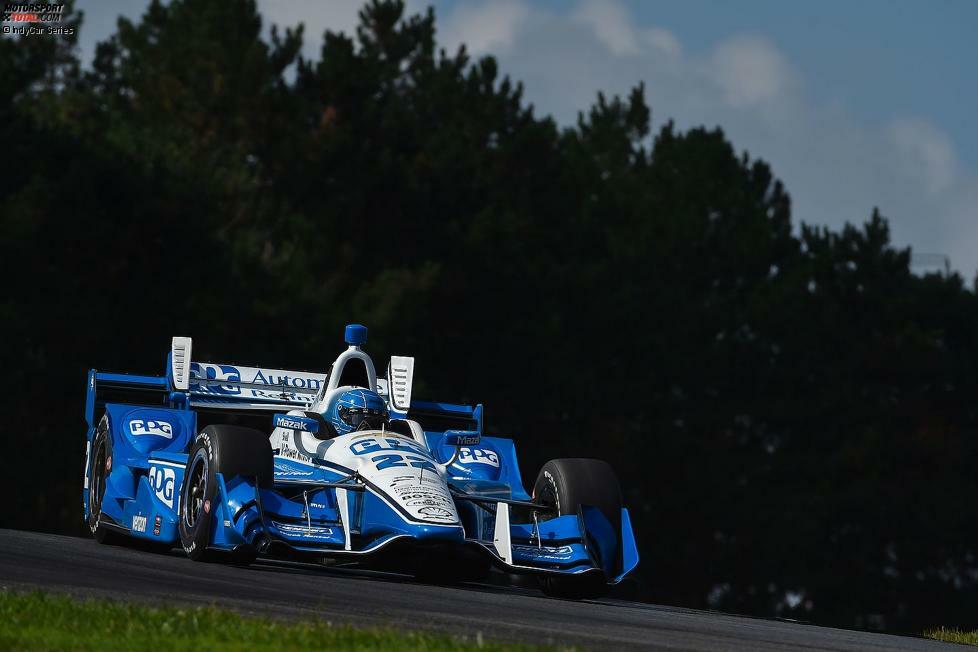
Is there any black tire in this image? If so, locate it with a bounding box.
[87,416,124,545]
[532,458,622,599]
[178,425,272,563]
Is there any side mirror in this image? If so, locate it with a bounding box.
[443,429,481,447]
[273,413,319,434]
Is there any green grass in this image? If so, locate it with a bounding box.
[924,627,978,646]
[0,590,557,651]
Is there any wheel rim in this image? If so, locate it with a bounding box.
[183,451,208,529]
[535,471,560,516]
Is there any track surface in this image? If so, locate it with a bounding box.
[0,530,964,651]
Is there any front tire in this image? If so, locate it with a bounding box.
[178,425,272,563]
[533,458,622,599]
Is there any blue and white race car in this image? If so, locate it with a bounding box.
[83,325,639,597]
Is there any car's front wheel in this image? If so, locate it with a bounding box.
[532,458,622,599]
[178,425,272,564]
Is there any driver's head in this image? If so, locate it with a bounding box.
[329,389,389,436]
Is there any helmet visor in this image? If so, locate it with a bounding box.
[339,406,388,430]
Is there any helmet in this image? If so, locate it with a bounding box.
[328,389,389,436]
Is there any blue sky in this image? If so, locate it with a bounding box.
[75,0,978,275]
[626,0,978,168]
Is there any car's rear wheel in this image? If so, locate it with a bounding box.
[87,417,123,545]
[532,458,622,599]
[178,425,272,564]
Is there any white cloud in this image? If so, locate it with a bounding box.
[571,0,641,56]
[439,0,529,57]
[433,0,978,276]
[707,36,797,108]
[888,118,957,194]
[644,27,681,58]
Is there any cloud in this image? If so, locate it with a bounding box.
[570,0,681,59]
[644,27,681,58]
[707,36,797,108]
[571,0,641,56]
[440,0,529,57]
[433,0,978,276]
[887,118,957,194]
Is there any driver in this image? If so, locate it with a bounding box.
[327,388,390,436]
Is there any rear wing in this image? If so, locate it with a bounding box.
[85,335,483,437]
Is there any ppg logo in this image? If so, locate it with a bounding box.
[129,419,173,439]
[457,448,500,467]
[149,465,176,508]
[190,362,241,395]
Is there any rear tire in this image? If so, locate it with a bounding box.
[532,458,622,599]
[178,425,272,564]
[87,417,124,545]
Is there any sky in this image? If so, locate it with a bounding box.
[76,0,978,276]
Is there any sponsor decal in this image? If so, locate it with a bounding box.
[512,544,575,561]
[189,363,241,395]
[456,448,500,467]
[132,515,147,533]
[273,461,314,476]
[148,465,176,508]
[129,419,173,439]
[390,484,456,522]
[349,436,428,457]
[153,515,162,536]
[408,498,448,507]
[273,414,318,432]
[272,521,334,539]
[223,520,231,527]
[189,363,324,400]
[277,440,313,465]
[418,506,454,519]
[351,437,436,472]
[196,432,213,460]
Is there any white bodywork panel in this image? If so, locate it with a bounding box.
[190,362,326,406]
[387,356,415,411]
[170,337,192,390]
[494,502,512,564]
[271,427,460,527]
[171,336,414,418]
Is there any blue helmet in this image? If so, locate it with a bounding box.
[328,389,389,436]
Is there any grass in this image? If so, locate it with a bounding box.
[925,626,978,646]
[0,590,557,652]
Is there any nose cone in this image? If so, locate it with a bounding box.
[359,459,461,526]
[330,432,462,525]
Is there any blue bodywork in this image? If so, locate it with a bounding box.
[83,332,639,585]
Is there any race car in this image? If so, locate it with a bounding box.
[83,324,639,597]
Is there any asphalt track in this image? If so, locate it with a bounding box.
[0,529,965,651]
